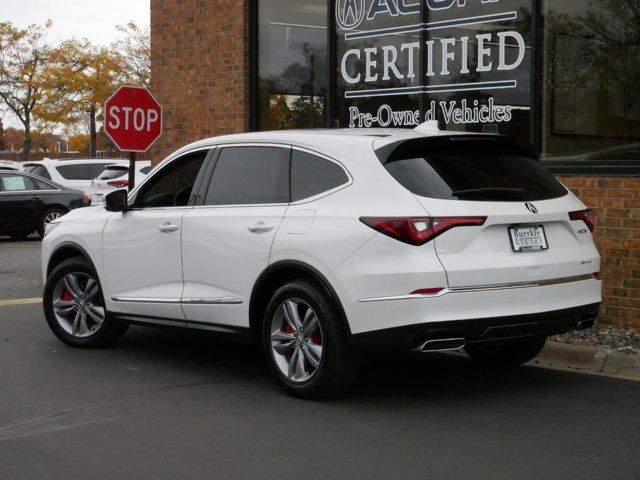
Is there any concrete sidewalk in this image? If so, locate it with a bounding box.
[531,341,640,381]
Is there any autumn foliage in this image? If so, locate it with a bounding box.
[0,20,150,161]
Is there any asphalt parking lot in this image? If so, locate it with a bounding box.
[1,238,640,479]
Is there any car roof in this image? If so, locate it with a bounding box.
[32,158,128,166]
[173,127,486,159]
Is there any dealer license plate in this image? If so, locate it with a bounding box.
[508,225,548,252]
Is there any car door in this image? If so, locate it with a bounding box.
[0,173,45,233]
[101,148,212,321]
[181,145,290,329]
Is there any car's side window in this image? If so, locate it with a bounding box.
[30,165,52,180]
[0,174,38,192]
[89,163,110,179]
[203,146,289,206]
[291,150,349,202]
[56,164,92,180]
[135,150,208,209]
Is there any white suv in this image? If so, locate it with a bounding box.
[41,127,602,397]
[23,158,128,190]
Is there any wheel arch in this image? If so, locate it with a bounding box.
[47,242,98,279]
[249,260,352,340]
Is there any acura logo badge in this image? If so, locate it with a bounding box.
[336,0,365,30]
[525,202,539,214]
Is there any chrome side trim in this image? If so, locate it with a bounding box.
[450,274,595,293]
[110,297,182,304]
[182,296,243,305]
[110,296,243,305]
[358,290,450,303]
[357,274,595,303]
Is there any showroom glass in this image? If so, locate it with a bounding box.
[205,147,289,205]
[257,0,328,130]
[541,1,640,163]
[137,151,208,208]
[291,150,348,201]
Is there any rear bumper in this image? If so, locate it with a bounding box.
[351,302,600,352]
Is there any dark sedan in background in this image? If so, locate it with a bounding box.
[0,171,91,240]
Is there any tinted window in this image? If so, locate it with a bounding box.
[291,150,348,201]
[0,174,37,192]
[383,137,568,202]
[205,147,289,205]
[56,164,92,180]
[137,151,208,208]
[89,163,111,178]
[29,165,51,180]
[33,178,56,190]
[140,166,151,175]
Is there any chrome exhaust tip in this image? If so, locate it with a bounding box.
[415,337,466,353]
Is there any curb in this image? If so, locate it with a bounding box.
[530,341,640,381]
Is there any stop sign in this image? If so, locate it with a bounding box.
[104,86,162,152]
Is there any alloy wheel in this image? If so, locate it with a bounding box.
[44,211,63,226]
[270,298,323,383]
[52,272,105,338]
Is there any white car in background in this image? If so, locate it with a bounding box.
[0,160,21,171]
[40,125,602,397]
[22,158,128,191]
[89,161,152,204]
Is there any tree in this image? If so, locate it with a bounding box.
[113,22,150,87]
[0,118,5,150]
[68,133,89,153]
[0,21,53,161]
[46,39,122,157]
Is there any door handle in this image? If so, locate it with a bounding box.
[248,222,274,234]
[158,222,180,233]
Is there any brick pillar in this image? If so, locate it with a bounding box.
[150,0,249,164]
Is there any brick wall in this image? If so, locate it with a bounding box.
[150,0,249,164]
[558,176,640,329]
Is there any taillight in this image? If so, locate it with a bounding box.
[360,216,487,246]
[107,179,129,188]
[82,192,91,204]
[569,209,595,233]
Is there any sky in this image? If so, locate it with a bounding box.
[0,0,150,46]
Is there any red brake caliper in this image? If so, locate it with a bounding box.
[62,290,74,301]
[311,329,321,344]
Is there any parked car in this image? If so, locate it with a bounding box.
[0,160,21,171]
[22,158,128,190]
[0,171,91,240]
[41,126,602,397]
[88,161,152,204]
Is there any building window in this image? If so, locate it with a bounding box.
[257,0,328,130]
[541,0,640,166]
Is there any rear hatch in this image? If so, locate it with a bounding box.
[379,135,598,288]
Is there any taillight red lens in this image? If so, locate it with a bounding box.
[360,216,486,246]
[82,192,90,204]
[107,179,129,188]
[569,209,595,233]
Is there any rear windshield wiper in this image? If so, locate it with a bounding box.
[451,187,527,199]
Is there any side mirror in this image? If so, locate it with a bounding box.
[104,189,129,212]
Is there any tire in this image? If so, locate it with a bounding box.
[262,279,358,398]
[9,231,32,241]
[43,257,129,348]
[38,208,66,238]
[464,336,547,368]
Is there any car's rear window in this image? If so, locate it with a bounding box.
[382,137,568,202]
[98,167,128,180]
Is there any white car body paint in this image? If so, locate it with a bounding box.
[42,128,602,341]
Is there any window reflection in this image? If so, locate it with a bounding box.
[258,0,328,130]
[542,0,640,163]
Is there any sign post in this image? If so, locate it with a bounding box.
[104,86,162,191]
